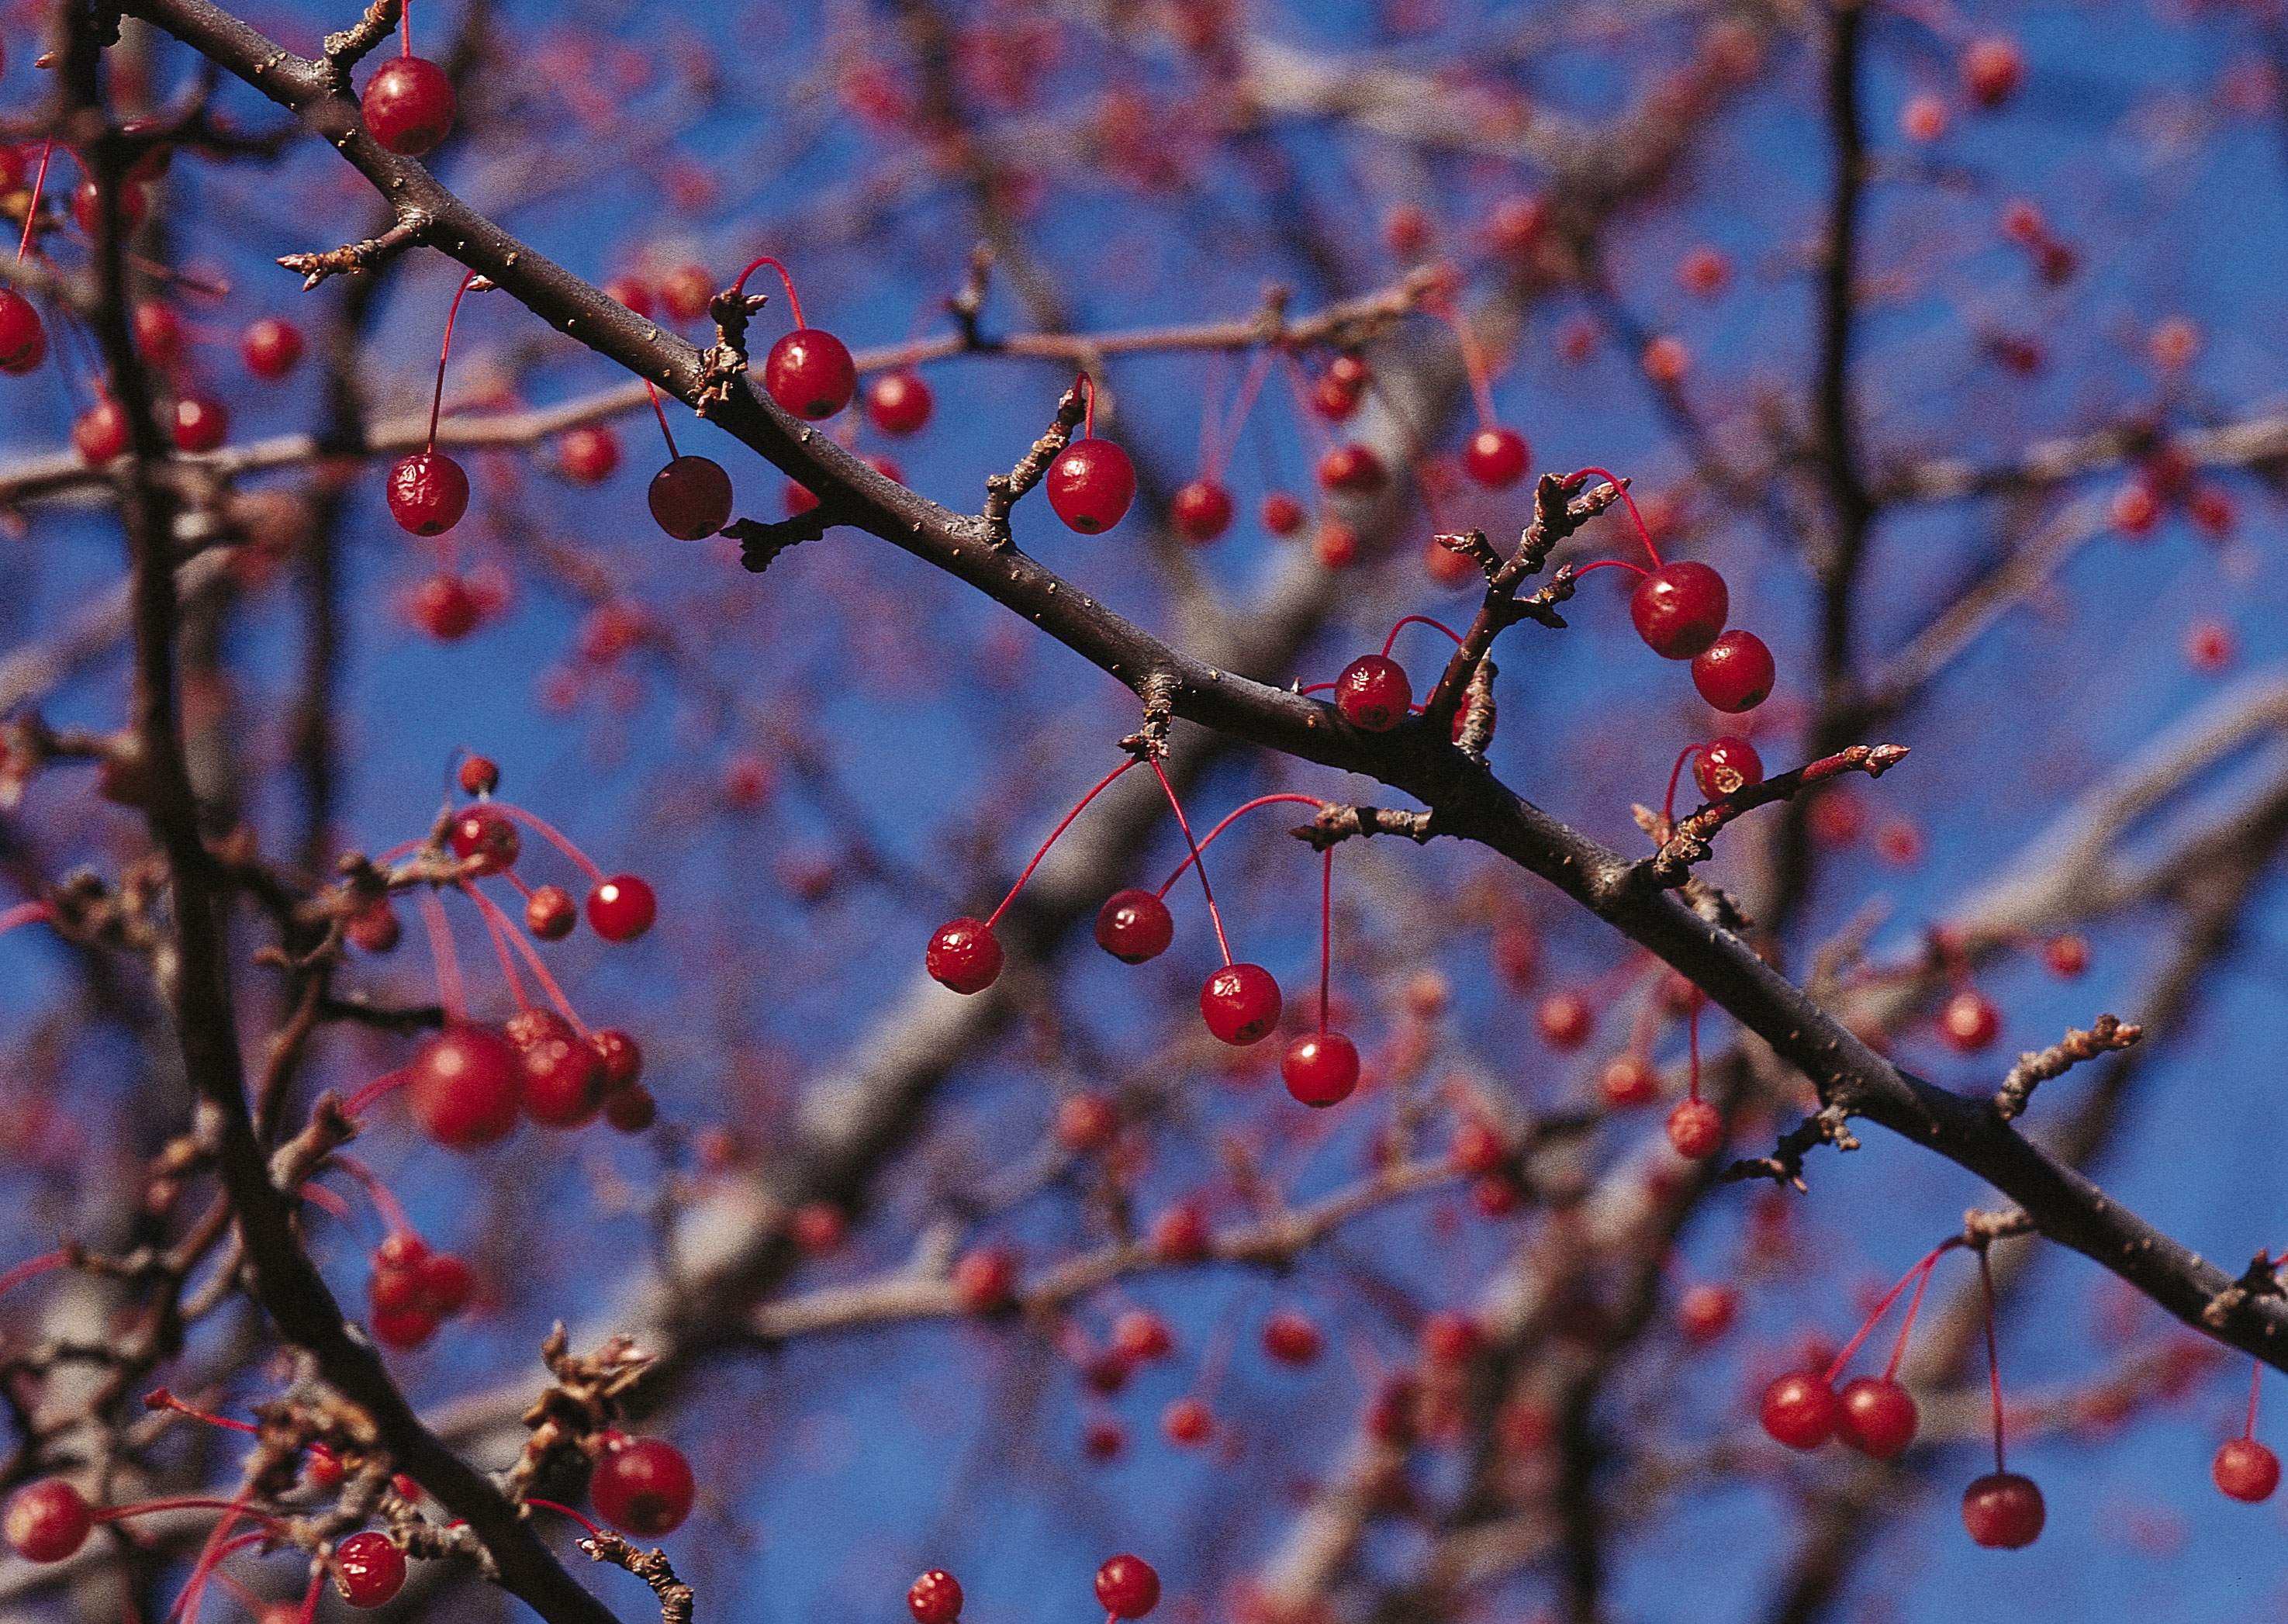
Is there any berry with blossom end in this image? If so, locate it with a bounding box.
[361,56,454,154]
[928,917,1003,994]
[1047,438,1136,534]
[1281,1031,1360,1107]
[589,1435,696,1537]
[240,318,303,380]
[2213,1438,2280,1502]
[556,424,620,484]
[509,1007,607,1128]
[333,1530,408,1607]
[1692,735,1764,800]
[172,395,229,454]
[1691,630,1775,713]
[526,883,576,940]
[1835,1376,1919,1459]
[0,290,44,375]
[591,1028,642,1091]
[1630,561,1728,660]
[649,455,734,540]
[1761,1370,1840,1450]
[1666,1099,1722,1159]
[1317,443,1388,496]
[1463,426,1529,489]
[1960,1472,2044,1547]
[386,452,470,535]
[1095,1554,1160,1620]
[1172,479,1234,544]
[448,806,519,875]
[908,1570,964,1624]
[765,329,858,420]
[1336,655,1411,731]
[1200,963,1281,1045]
[406,1025,524,1149]
[867,369,935,437]
[5,1480,92,1563]
[1937,989,1999,1053]
[587,875,657,942]
[1263,1310,1322,1365]
[1094,889,1173,963]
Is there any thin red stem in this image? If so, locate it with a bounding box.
[502,868,534,900]
[416,890,467,1025]
[487,802,609,884]
[464,883,589,1036]
[1821,1246,1944,1384]
[330,1152,419,1241]
[18,137,54,261]
[1662,745,1701,826]
[1318,846,1333,1032]
[1686,1000,1701,1104]
[464,879,535,1014]
[1204,348,1276,482]
[1883,1252,1941,1381]
[400,0,411,55]
[1380,615,1465,660]
[1155,794,1329,898]
[299,1180,354,1222]
[1149,757,1232,966]
[0,900,53,936]
[984,760,1135,929]
[1980,1248,2006,1474]
[1565,466,1662,569]
[1077,371,1097,439]
[341,1066,411,1120]
[93,1498,282,1530]
[2246,1355,2264,1441]
[1571,558,1650,582]
[645,381,680,461]
[145,1391,261,1436]
[731,256,805,328]
[1278,352,1333,458]
[527,1499,604,1538]
[425,268,482,454]
[0,1249,64,1299]
[1432,299,1500,430]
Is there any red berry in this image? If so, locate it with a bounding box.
[1961,36,2024,109]
[909,1570,964,1624]
[2214,1438,2280,1502]
[0,289,45,373]
[333,1530,408,1606]
[1055,1091,1119,1154]
[604,276,654,319]
[1162,1397,1213,1445]
[1335,654,1411,731]
[406,1025,524,1148]
[792,1201,846,1253]
[648,455,734,540]
[1094,1554,1160,1620]
[764,328,857,420]
[952,1245,1017,1312]
[73,399,128,465]
[416,1252,473,1317]
[5,1480,92,1563]
[1046,437,1137,534]
[1678,246,1730,296]
[1960,1471,2044,1547]
[133,299,184,367]
[347,900,401,953]
[369,1298,437,1349]
[1760,1370,1839,1450]
[1834,1376,1919,1459]
[1937,989,1999,1053]
[526,883,577,940]
[1151,1203,1211,1262]
[1490,193,1548,255]
[1113,1310,1173,1363]
[171,394,230,454]
[1314,520,1359,569]
[927,916,1003,993]
[556,424,621,484]
[589,1435,696,1537]
[1691,630,1775,713]
[1692,735,1764,800]
[508,1007,607,1128]
[604,1085,656,1132]
[1172,479,1234,543]
[1421,1311,1484,1366]
[1316,443,1388,496]
[240,317,304,380]
[1629,561,1729,660]
[1263,1310,1322,1365]
[659,265,713,323]
[1094,889,1173,963]
[866,369,934,436]
[1675,1283,1737,1346]
[1281,1031,1360,1107]
[410,574,479,640]
[1463,425,1529,489]
[591,1028,642,1091]
[1260,492,1306,536]
[1667,1099,1722,1158]
[1536,990,1592,1049]
[448,805,519,875]
[1599,1052,1657,1107]
[1449,1116,1505,1175]
[587,874,657,942]
[72,177,147,237]
[2044,935,2089,979]
[458,755,499,796]
[361,56,457,155]
[1199,962,1281,1045]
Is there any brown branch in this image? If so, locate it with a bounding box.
[580,1533,693,1624]
[276,213,426,290]
[1993,1014,2141,1121]
[1289,803,1436,852]
[1637,745,1911,887]
[981,375,1086,547]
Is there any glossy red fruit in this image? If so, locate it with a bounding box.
[1463,425,1529,489]
[417,1252,473,1317]
[526,883,577,940]
[1599,1052,1657,1107]
[587,875,657,942]
[509,1007,607,1128]
[591,1028,642,1091]
[1691,630,1775,713]
[72,177,147,236]
[659,265,713,323]
[1046,437,1136,534]
[1113,1310,1173,1363]
[1281,1031,1360,1107]
[1536,990,1592,1049]
[1449,1116,1505,1175]
[5,1480,92,1562]
[458,755,499,796]
[952,1245,1017,1312]
[1835,1376,1919,1459]
[1336,655,1411,731]
[1172,479,1234,543]
[1094,889,1173,963]
[0,289,44,374]
[132,299,184,367]
[1263,1310,1322,1365]
[1937,989,1999,1053]
[333,1530,408,1606]
[604,1082,657,1132]
[171,395,229,454]
[240,317,304,380]
[1094,1554,1160,1620]
[1692,735,1764,800]
[589,1435,695,1536]
[557,424,620,484]
[1761,1370,1840,1450]
[1961,36,2024,109]
[361,56,456,155]
[1260,492,1307,536]
[908,1569,964,1624]
[764,328,857,420]
[448,805,519,876]
[1055,1092,1118,1155]
[410,574,479,640]
[2214,1437,2280,1501]
[2044,935,2089,979]
[1667,1099,1722,1159]
[1316,443,1388,496]
[1200,962,1281,1045]
[1151,1203,1211,1262]
[1422,1311,1484,1366]
[386,454,471,537]
[866,369,933,436]
[1960,1471,2044,1547]
[73,399,128,465]
[406,1025,524,1148]
[1629,561,1728,660]
[927,917,1003,993]
[1162,1397,1213,1445]
[369,1300,436,1350]
[648,455,734,540]
[1675,1282,1737,1346]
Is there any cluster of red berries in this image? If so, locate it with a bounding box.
[907,1556,1158,1624]
[366,1229,475,1349]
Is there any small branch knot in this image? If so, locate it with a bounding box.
[1721,1104,1858,1190]
[1992,1013,2141,1121]
[1121,673,1180,759]
[1289,804,1435,852]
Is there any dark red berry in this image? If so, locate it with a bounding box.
[908,1570,964,1624]
[1094,889,1173,963]
[72,177,147,236]
[5,1480,92,1563]
[1960,1471,2044,1547]
[556,424,621,484]
[1463,425,1529,489]
[1629,561,1729,660]
[659,265,713,323]
[417,1252,473,1317]
[1760,1370,1839,1450]
[1675,1283,1737,1346]
[1163,1397,1213,1445]
[1200,962,1281,1045]
[333,1531,407,1607]
[406,1025,524,1149]
[458,755,499,795]
[361,56,457,155]
[587,875,657,942]
[1691,629,1775,713]
[133,299,184,367]
[1599,1053,1657,1107]
[927,917,1003,994]
[1151,1203,1211,1262]
[2044,935,2089,979]
[1113,1310,1173,1363]
[0,289,44,374]
[1692,735,1764,800]
[1263,1310,1322,1365]
[648,455,734,539]
[1422,1311,1484,1366]
[589,1435,695,1537]
[411,574,479,640]
[241,317,304,380]
[866,369,934,436]
[1172,479,1234,544]
[508,1007,607,1128]
[1666,1099,1722,1159]
[73,399,128,465]
[1335,655,1411,731]
[1835,1376,1919,1459]
[604,1085,657,1132]
[448,806,519,875]
[2214,1438,2280,1502]
[1094,1554,1160,1620]
[1536,990,1592,1049]
[591,1028,642,1091]
[952,1245,1017,1312]
[1937,989,1999,1053]
[1260,492,1306,536]
[765,328,857,420]
[1054,1092,1118,1155]
[1281,1031,1359,1107]
[1961,36,2024,108]
[171,394,230,454]
[347,900,401,953]
[526,883,577,940]
[1046,437,1137,534]
[1316,443,1388,496]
